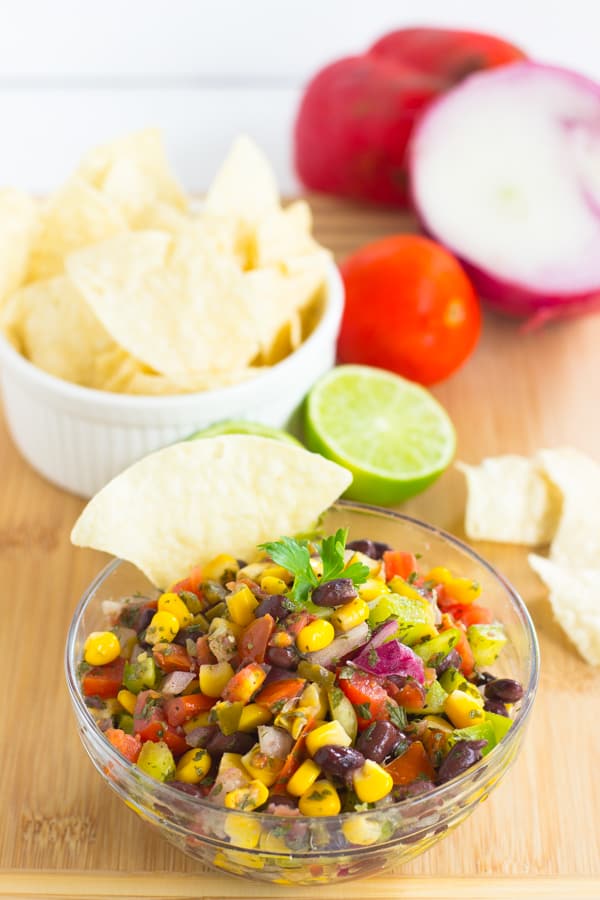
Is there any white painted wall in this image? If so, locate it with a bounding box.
[0,0,598,193]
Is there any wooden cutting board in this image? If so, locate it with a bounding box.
[1,197,599,900]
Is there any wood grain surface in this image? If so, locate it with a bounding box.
[1,196,599,899]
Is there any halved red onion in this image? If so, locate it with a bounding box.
[410,62,600,325]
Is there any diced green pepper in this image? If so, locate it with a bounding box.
[448,720,497,756]
[327,687,358,742]
[118,713,134,734]
[484,710,513,742]
[137,740,175,781]
[214,701,244,735]
[467,624,507,667]
[413,628,461,664]
[439,666,467,695]
[205,601,226,621]
[123,655,157,693]
[368,592,436,647]
[297,660,336,689]
[405,680,448,715]
[179,590,204,615]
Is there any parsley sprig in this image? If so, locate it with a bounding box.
[258,527,369,606]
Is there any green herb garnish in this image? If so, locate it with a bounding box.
[259,528,369,606]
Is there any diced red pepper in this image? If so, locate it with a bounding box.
[221,663,267,703]
[384,740,435,785]
[254,678,306,709]
[196,635,217,665]
[239,614,274,664]
[383,550,417,581]
[384,678,426,710]
[105,728,142,763]
[152,643,192,673]
[457,604,495,627]
[82,657,125,699]
[164,693,215,727]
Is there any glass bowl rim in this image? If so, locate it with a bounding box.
[65,499,540,824]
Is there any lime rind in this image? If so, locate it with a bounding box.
[304,365,455,505]
[186,420,301,446]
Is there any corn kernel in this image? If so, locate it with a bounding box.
[342,816,382,845]
[83,631,121,666]
[241,744,283,787]
[444,689,486,728]
[352,759,394,803]
[224,813,262,848]
[145,610,180,645]
[175,748,211,784]
[346,550,381,577]
[331,598,370,633]
[287,759,321,797]
[227,585,259,627]
[260,575,288,595]
[427,566,481,604]
[203,554,239,582]
[298,780,340,816]
[296,619,335,653]
[305,720,352,756]
[261,565,293,584]
[199,661,235,698]
[117,689,137,715]
[238,703,273,732]
[224,779,269,811]
[182,710,212,733]
[157,592,193,627]
[358,579,391,602]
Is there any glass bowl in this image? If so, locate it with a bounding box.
[65,502,539,885]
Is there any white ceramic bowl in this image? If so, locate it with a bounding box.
[0,262,344,497]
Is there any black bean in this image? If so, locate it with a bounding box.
[134,606,154,635]
[313,745,365,778]
[356,720,402,763]
[437,740,487,784]
[170,780,204,797]
[385,674,408,689]
[311,578,357,607]
[265,645,299,670]
[435,648,462,676]
[484,698,509,717]
[346,539,391,560]
[185,725,218,749]
[485,678,524,703]
[254,594,292,620]
[206,729,255,758]
[470,670,497,686]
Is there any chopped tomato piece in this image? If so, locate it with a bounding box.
[82,657,125,699]
[254,678,306,709]
[457,604,494,627]
[339,670,389,729]
[169,565,203,599]
[196,635,217,665]
[152,643,192,673]
[222,663,267,703]
[384,740,435,785]
[383,550,417,581]
[239,614,274,663]
[454,627,475,677]
[105,728,142,763]
[164,693,215,727]
[385,678,426,710]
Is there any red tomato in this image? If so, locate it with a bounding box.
[338,235,481,385]
[105,728,142,763]
[238,614,275,664]
[383,550,417,581]
[82,658,125,699]
[455,604,495,627]
[339,670,390,730]
[164,694,215,727]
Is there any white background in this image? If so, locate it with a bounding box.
[0,0,599,194]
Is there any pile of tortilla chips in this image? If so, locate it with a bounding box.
[458,449,600,665]
[0,131,331,394]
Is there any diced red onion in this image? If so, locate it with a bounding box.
[354,639,425,684]
[258,725,294,759]
[305,621,369,667]
[161,671,196,696]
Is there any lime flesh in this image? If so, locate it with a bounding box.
[304,365,455,505]
[186,419,301,446]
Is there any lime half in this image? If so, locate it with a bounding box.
[304,365,455,505]
[186,419,301,446]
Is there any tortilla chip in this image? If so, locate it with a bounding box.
[1,275,119,385]
[27,177,128,281]
[0,189,38,306]
[253,201,331,273]
[122,367,262,395]
[77,128,187,212]
[529,554,600,665]
[67,231,260,378]
[71,436,352,586]
[537,448,600,569]
[457,456,562,545]
[203,135,279,224]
